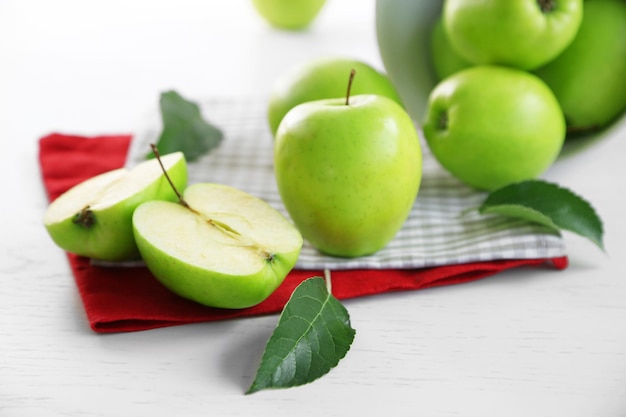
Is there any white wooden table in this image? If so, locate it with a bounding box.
[2,1,625,416]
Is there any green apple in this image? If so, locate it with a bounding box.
[534,0,626,133]
[430,16,472,81]
[268,57,403,136]
[443,0,583,70]
[274,93,422,258]
[132,183,303,309]
[251,0,327,31]
[43,152,187,261]
[422,65,565,191]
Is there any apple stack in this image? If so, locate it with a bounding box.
[424,0,626,191]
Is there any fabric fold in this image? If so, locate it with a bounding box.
[39,133,568,333]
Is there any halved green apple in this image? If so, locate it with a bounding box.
[132,183,303,309]
[43,152,187,261]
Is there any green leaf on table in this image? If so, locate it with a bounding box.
[149,90,223,161]
[479,179,604,250]
[246,276,356,394]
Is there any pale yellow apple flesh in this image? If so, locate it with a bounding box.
[44,169,126,225]
[132,183,303,309]
[43,152,187,261]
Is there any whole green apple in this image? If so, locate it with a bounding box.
[422,65,565,191]
[443,0,583,70]
[132,183,303,309]
[430,16,472,81]
[534,0,626,133]
[274,93,422,258]
[267,57,403,136]
[252,0,327,31]
[43,152,188,261]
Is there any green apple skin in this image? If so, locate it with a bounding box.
[274,94,422,258]
[430,16,473,81]
[443,0,583,70]
[422,66,565,191]
[534,0,626,133]
[43,153,188,261]
[252,0,327,31]
[268,57,403,136]
[132,184,303,309]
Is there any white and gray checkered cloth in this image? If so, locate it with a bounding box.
[126,97,566,271]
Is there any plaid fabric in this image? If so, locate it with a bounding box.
[126,97,566,271]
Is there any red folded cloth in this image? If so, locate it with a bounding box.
[39,133,569,333]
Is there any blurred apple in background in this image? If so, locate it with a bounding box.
[251,0,327,31]
[534,0,626,135]
[267,57,403,136]
[422,66,565,191]
[443,0,583,70]
[377,0,626,153]
[274,88,422,258]
[429,16,472,81]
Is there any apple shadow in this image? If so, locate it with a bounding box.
[214,316,277,393]
[558,115,626,159]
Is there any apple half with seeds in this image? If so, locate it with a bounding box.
[132,183,303,309]
[43,152,187,261]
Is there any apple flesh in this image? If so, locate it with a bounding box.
[252,0,327,31]
[443,0,583,70]
[534,0,626,133]
[422,65,565,191]
[274,94,422,258]
[268,57,403,136]
[132,183,303,309]
[43,152,187,261]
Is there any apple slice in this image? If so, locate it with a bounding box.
[43,152,187,261]
[132,183,303,309]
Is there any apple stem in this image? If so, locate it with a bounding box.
[150,144,190,209]
[345,69,356,106]
[148,145,274,260]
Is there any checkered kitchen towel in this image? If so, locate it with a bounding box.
[126,97,566,271]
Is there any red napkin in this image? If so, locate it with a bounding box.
[39,133,569,333]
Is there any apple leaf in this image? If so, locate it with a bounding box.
[149,90,223,161]
[246,276,356,394]
[479,180,604,250]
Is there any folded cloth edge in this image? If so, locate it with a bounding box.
[39,133,568,333]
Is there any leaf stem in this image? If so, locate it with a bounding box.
[324,269,332,294]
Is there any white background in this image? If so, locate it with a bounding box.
[1,1,625,416]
